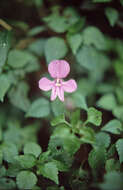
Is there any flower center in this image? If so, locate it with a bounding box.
[55,79,61,86]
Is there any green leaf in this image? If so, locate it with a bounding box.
[6,163,21,177]
[105,159,120,172]
[82,26,106,50]
[38,162,59,184]
[97,93,117,111]
[120,0,123,6]
[93,0,112,2]
[24,53,40,73]
[99,171,123,190]
[105,7,119,27]
[0,178,16,190]
[76,45,100,70]
[79,126,95,144]
[26,98,50,118]
[8,49,36,68]
[43,8,79,34]
[95,132,111,148]
[0,31,11,72]
[116,139,123,163]
[0,149,3,164]
[0,74,11,102]
[0,166,6,177]
[107,144,116,158]
[51,99,65,116]
[87,107,102,126]
[67,33,83,54]
[72,92,88,110]
[24,142,42,157]
[52,159,69,172]
[14,154,36,169]
[71,109,80,126]
[113,106,123,121]
[101,119,123,134]
[17,171,37,189]
[44,37,68,63]
[50,126,80,155]
[28,26,46,36]
[44,14,69,33]
[88,147,107,170]
[51,114,66,126]
[28,38,46,56]
[8,81,30,112]
[2,143,18,163]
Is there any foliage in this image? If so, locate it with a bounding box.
[0,0,123,189]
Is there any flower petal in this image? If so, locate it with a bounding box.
[39,77,53,91]
[48,60,70,79]
[51,86,57,101]
[57,87,64,102]
[62,79,77,93]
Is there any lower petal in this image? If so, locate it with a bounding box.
[51,86,57,101]
[62,79,77,93]
[57,87,64,102]
[39,77,53,91]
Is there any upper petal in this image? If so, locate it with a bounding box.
[62,79,77,93]
[48,60,70,79]
[39,77,53,91]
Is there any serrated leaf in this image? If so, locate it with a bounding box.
[116,139,123,163]
[113,106,123,121]
[107,144,116,158]
[17,171,37,189]
[87,107,102,126]
[26,98,50,118]
[82,26,106,50]
[99,171,123,190]
[14,154,36,169]
[50,126,80,156]
[0,149,3,164]
[79,126,95,144]
[0,74,11,102]
[44,14,69,33]
[0,31,11,72]
[105,159,120,172]
[105,7,119,27]
[2,143,18,163]
[44,37,68,63]
[6,163,21,177]
[52,160,69,172]
[28,26,46,36]
[38,162,59,184]
[71,109,80,126]
[72,92,88,110]
[101,119,123,134]
[28,38,46,56]
[51,114,66,126]
[51,99,65,116]
[97,93,117,111]
[24,142,42,158]
[88,147,107,170]
[0,166,6,177]
[76,45,100,70]
[8,49,36,68]
[95,132,111,148]
[8,81,30,112]
[0,178,16,190]
[67,33,83,54]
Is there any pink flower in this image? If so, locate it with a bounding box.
[39,60,77,102]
